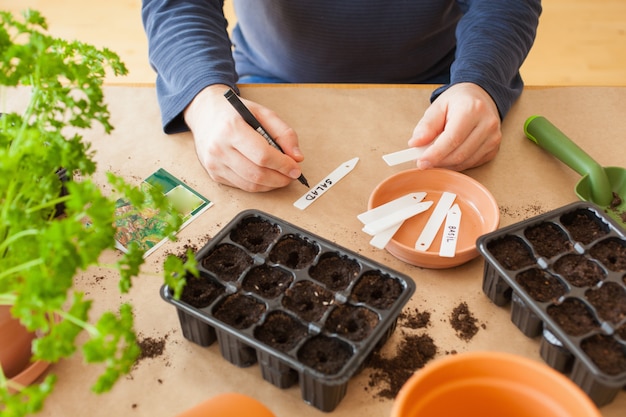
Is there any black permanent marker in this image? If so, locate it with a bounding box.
[224,88,309,187]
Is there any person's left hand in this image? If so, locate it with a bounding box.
[407,82,502,171]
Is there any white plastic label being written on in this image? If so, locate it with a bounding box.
[293,157,359,210]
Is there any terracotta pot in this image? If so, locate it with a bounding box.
[175,393,275,417]
[0,305,50,388]
[0,305,36,378]
[391,351,601,417]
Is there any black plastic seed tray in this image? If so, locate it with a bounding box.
[477,201,626,406]
[161,209,415,412]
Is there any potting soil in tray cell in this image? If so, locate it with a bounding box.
[160,209,415,412]
[477,201,626,407]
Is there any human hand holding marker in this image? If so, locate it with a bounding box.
[183,84,305,192]
[224,88,309,187]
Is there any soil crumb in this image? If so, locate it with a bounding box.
[136,334,168,364]
[609,192,626,223]
[610,192,622,209]
[399,307,431,329]
[500,204,545,219]
[449,302,480,341]
[163,236,209,263]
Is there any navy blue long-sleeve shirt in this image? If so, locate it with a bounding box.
[142,0,541,133]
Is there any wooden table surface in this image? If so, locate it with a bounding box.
[6,84,625,416]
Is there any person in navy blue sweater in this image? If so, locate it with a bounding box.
[142,1,541,192]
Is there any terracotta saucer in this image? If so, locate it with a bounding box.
[367,168,499,268]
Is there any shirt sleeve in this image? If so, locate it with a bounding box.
[142,0,238,133]
[432,0,542,119]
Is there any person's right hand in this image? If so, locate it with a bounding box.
[184,84,305,192]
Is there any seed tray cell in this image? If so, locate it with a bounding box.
[477,201,626,406]
[161,209,415,412]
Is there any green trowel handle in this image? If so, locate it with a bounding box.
[524,115,613,206]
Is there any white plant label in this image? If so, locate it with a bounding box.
[357,192,427,224]
[362,201,433,236]
[293,157,359,210]
[415,191,457,251]
[439,204,462,257]
[382,146,430,166]
[368,223,403,250]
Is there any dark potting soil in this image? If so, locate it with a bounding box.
[366,333,437,400]
[449,302,480,341]
[254,311,308,352]
[524,222,572,259]
[365,307,437,400]
[133,332,171,372]
[618,324,626,342]
[561,209,609,245]
[213,293,266,329]
[242,264,293,299]
[585,282,626,324]
[581,334,626,375]
[297,335,353,375]
[610,192,622,209]
[180,275,225,308]
[367,303,483,400]
[500,204,545,220]
[487,235,536,270]
[201,243,254,281]
[589,238,626,272]
[351,271,403,310]
[282,280,333,322]
[164,237,204,263]
[609,192,626,224]
[137,335,167,362]
[309,253,360,291]
[399,307,431,329]
[481,206,626,380]
[230,216,281,253]
[516,268,566,303]
[547,298,599,336]
[324,304,380,341]
[268,235,319,269]
[553,254,605,287]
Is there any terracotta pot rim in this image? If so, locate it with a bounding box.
[391,351,602,417]
[1,305,51,388]
[9,358,50,388]
[175,392,275,417]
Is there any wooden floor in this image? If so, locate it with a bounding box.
[3,0,626,86]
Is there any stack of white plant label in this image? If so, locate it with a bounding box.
[358,191,461,258]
